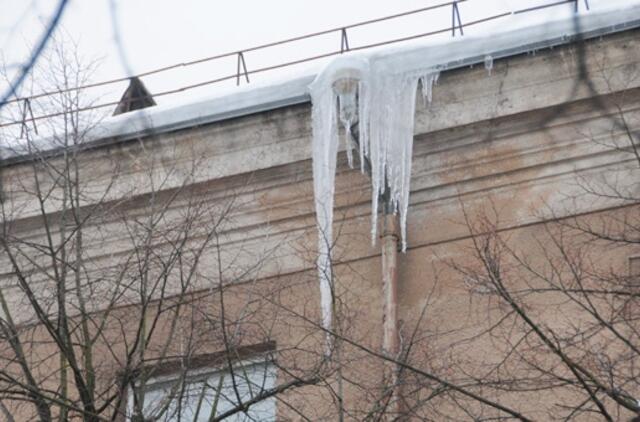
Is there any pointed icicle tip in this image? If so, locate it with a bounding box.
[484,55,494,76]
[420,72,440,106]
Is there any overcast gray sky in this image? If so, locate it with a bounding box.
[0,0,633,112]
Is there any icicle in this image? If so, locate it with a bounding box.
[336,78,359,168]
[309,57,368,352]
[357,81,368,173]
[367,69,439,250]
[309,76,338,348]
[382,71,426,252]
[419,72,440,105]
[484,55,493,76]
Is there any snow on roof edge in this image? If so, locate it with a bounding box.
[3,2,640,164]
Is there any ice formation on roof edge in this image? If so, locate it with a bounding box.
[309,56,439,334]
[484,55,494,75]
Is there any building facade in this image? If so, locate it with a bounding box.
[0,9,639,421]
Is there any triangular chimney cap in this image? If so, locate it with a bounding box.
[113,77,156,116]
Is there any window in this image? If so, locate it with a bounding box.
[128,359,276,422]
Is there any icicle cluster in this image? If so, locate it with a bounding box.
[309,56,439,335]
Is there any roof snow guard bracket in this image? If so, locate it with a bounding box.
[575,0,590,12]
[236,52,250,86]
[19,98,37,138]
[452,1,464,37]
[340,28,350,53]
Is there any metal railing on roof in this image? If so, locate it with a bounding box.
[1,0,591,134]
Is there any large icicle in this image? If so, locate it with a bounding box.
[362,67,423,251]
[309,57,369,344]
[310,55,440,342]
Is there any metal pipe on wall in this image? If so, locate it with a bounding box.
[381,212,404,418]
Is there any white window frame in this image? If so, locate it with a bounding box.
[126,357,276,422]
